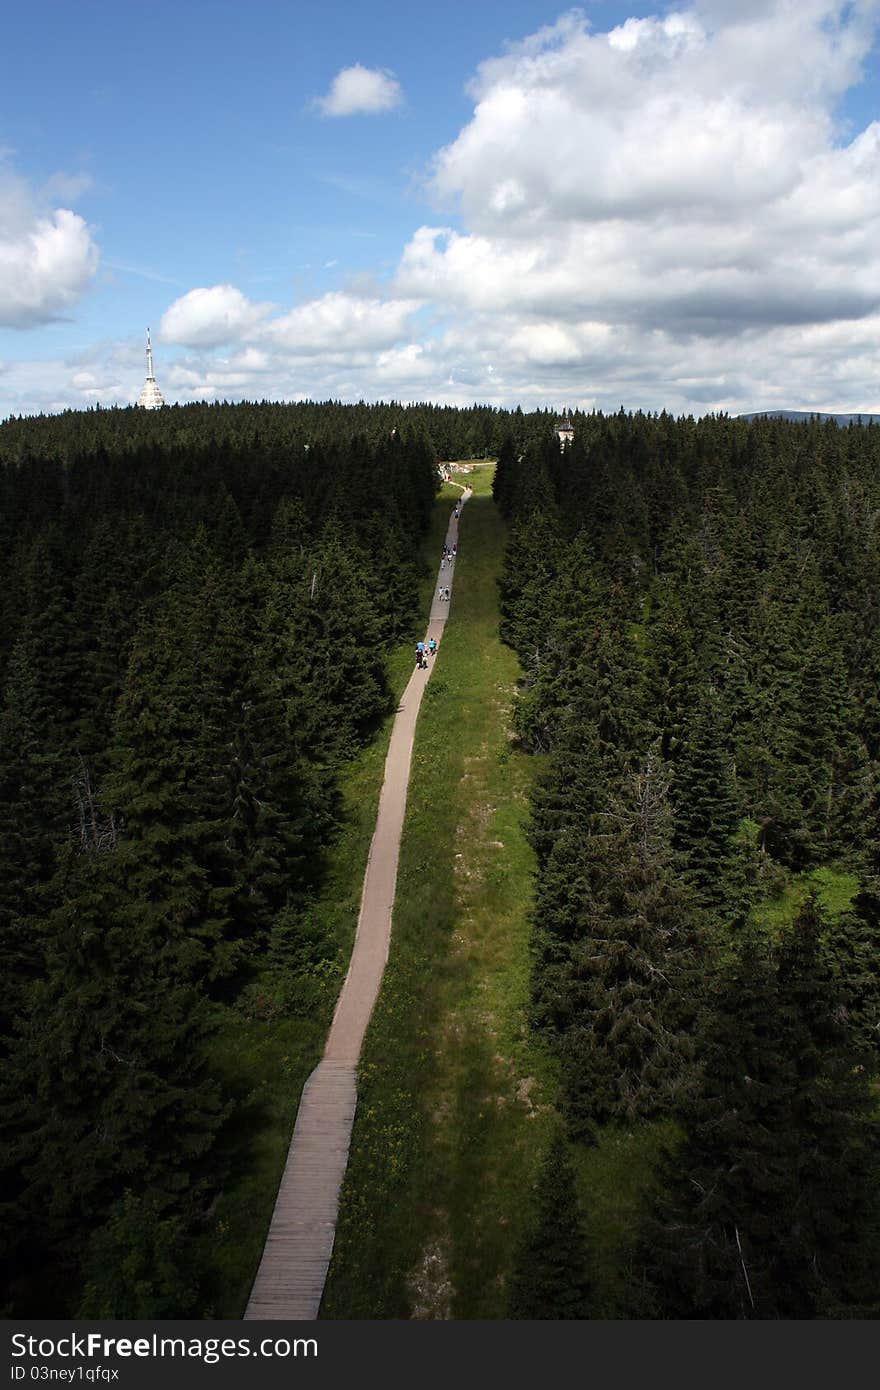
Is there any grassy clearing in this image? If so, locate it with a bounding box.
[750,862,859,936]
[733,818,859,935]
[198,488,455,1318]
[321,464,561,1319]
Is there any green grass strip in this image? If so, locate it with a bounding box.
[321,466,559,1320]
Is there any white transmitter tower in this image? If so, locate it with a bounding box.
[137,328,166,409]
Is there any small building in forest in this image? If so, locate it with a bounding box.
[557,415,574,447]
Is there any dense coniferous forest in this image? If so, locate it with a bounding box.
[4,399,880,1319]
[494,410,880,1317]
[0,401,455,1316]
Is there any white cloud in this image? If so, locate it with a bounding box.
[426,6,869,232]
[3,308,879,423]
[0,286,426,417]
[159,284,274,348]
[315,64,403,117]
[7,2,880,420]
[374,342,435,383]
[0,167,99,327]
[389,0,880,409]
[69,366,127,399]
[265,290,420,355]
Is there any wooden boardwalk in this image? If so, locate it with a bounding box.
[244,490,470,1321]
[243,1062,357,1319]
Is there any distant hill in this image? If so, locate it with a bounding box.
[738,409,880,425]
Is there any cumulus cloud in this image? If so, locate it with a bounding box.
[0,283,426,417]
[387,0,880,410]
[161,284,422,359]
[265,290,420,354]
[9,2,880,420]
[69,367,128,400]
[315,64,403,117]
[159,284,274,347]
[0,167,99,327]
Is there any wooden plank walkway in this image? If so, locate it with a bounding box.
[244,489,470,1321]
[243,1061,357,1319]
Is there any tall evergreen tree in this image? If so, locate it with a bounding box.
[2,845,227,1315]
[644,909,880,1318]
[533,752,705,1135]
[507,1131,592,1319]
[672,691,739,909]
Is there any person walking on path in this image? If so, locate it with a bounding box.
[428,637,436,656]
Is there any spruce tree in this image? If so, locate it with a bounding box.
[507,1131,592,1319]
[643,931,801,1318]
[773,896,880,1315]
[534,751,705,1135]
[644,909,880,1318]
[672,691,739,909]
[0,643,58,1038]
[2,845,227,1314]
[78,1192,201,1318]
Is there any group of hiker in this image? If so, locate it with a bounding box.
[415,637,437,670]
[437,541,456,600]
[417,504,462,668]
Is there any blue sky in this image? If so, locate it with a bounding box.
[1,0,879,418]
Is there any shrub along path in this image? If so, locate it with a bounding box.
[243,489,471,1321]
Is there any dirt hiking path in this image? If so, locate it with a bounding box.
[244,488,471,1320]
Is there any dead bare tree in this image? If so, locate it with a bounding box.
[72,754,118,855]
